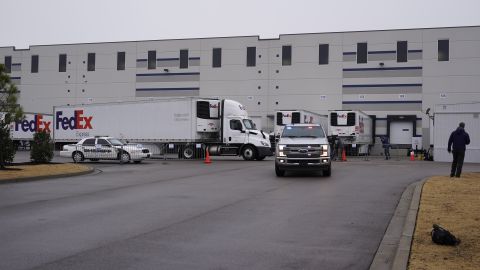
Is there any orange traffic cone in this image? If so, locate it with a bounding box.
[341,148,347,162]
[410,150,415,161]
[204,148,212,164]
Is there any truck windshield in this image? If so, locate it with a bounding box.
[108,138,125,146]
[243,119,256,130]
[282,126,325,138]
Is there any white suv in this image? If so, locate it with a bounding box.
[60,137,150,163]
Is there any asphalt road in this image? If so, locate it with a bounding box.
[1,155,479,270]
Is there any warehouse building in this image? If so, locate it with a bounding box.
[1,26,480,151]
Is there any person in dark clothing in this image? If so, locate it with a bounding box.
[448,122,470,177]
[380,136,391,160]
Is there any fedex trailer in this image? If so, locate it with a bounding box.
[328,110,373,148]
[53,97,272,160]
[274,110,328,139]
[9,113,53,140]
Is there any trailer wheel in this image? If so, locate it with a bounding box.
[182,146,195,159]
[72,152,84,163]
[241,145,257,161]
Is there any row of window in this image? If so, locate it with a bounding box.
[1,40,450,74]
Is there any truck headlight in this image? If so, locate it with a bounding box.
[260,141,269,147]
[277,144,286,157]
[321,144,329,157]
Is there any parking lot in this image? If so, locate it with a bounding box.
[1,153,480,270]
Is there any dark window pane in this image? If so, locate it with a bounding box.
[31,55,39,73]
[148,50,156,69]
[357,43,367,63]
[97,139,109,146]
[197,101,211,119]
[87,53,95,71]
[117,52,125,70]
[319,44,329,65]
[180,49,189,69]
[247,47,256,67]
[59,54,67,72]
[4,56,12,73]
[438,40,449,61]
[282,45,292,66]
[276,112,283,125]
[212,48,222,68]
[397,41,408,62]
[82,138,95,145]
[292,112,300,124]
[330,113,338,126]
[347,113,356,126]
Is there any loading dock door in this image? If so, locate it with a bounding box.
[390,122,413,144]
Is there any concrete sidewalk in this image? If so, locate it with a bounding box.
[369,179,425,270]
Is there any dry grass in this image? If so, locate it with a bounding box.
[0,164,91,181]
[408,173,480,270]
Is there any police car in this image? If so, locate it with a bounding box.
[60,136,150,163]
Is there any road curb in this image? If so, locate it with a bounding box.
[0,166,95,185]
[369,179,426,270]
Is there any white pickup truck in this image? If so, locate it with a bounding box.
[275,124,331,177]
[60,136,150,163]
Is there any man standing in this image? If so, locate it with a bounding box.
[448,122,470,177]
[381,136,391,160]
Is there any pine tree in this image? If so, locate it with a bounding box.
[0,64,24,169]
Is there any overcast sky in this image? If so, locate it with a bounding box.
[2,0,480,49]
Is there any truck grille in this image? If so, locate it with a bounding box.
[286,144,320,147]
[287,159,321,164]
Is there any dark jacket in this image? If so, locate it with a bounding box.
[381,136,390,149]
[448,127,470,152]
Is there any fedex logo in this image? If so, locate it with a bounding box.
[56,110,93,130]
[15,114,51,133]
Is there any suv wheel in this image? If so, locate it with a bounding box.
[120,152,130,163]
[275,164,285,177]
[323,165,331,177]
[72,152,84,163]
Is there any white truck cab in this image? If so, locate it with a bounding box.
[275,124,331,177]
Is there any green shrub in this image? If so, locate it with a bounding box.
[30,131,54,163]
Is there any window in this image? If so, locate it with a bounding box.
[4,56,12,73]
[397,41,408,62]
[117,52,125,70]
[148,50,156,69]
[438,39,449,61]
[319,44,329,65]
[31,55,39,73]
[282,45,292,66]
[230,119,242,131]
[59,54,67,72]
[212,48,222,68]
[97,139,109,146]
[82,138,96,146]
[180,49,189,69]
[247,47,256,67]
[87,53,95,71]
[357,43,367,63]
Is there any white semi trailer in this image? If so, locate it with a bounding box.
[274,110,328,139]
[328,110,373,153]
[9,113,53,140]
[53,97,272,160]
